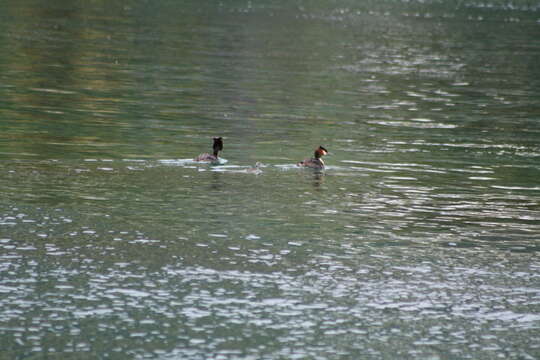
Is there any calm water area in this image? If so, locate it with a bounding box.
[1,0,540,359]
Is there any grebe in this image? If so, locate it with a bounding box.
[297,146,328,169]
[246,162,263,175]
[194,137,223,162]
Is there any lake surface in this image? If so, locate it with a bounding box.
[1,0,540,359]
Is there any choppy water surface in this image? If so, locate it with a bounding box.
[1,0,540,359]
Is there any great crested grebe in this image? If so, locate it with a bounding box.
[297,146,328,169]
[194,137,223,162]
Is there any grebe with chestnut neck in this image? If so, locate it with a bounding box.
[297,146,328,169]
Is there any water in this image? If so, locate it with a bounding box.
[1,0,540,359]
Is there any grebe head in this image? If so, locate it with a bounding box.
[213,137,223,156]
[314,146,328,159]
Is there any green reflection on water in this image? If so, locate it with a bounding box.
[1,0,540,359]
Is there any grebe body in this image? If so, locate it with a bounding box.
[195,137,223,162]
[297,146,328,169]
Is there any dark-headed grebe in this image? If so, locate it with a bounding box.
[194,137,223,162]
[297,146,328,169]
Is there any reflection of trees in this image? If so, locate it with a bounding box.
[2,1,337,161]
[2,2,123,157]
[1,1,211,159]
[2,1,341,159]
[2,1,537,162]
